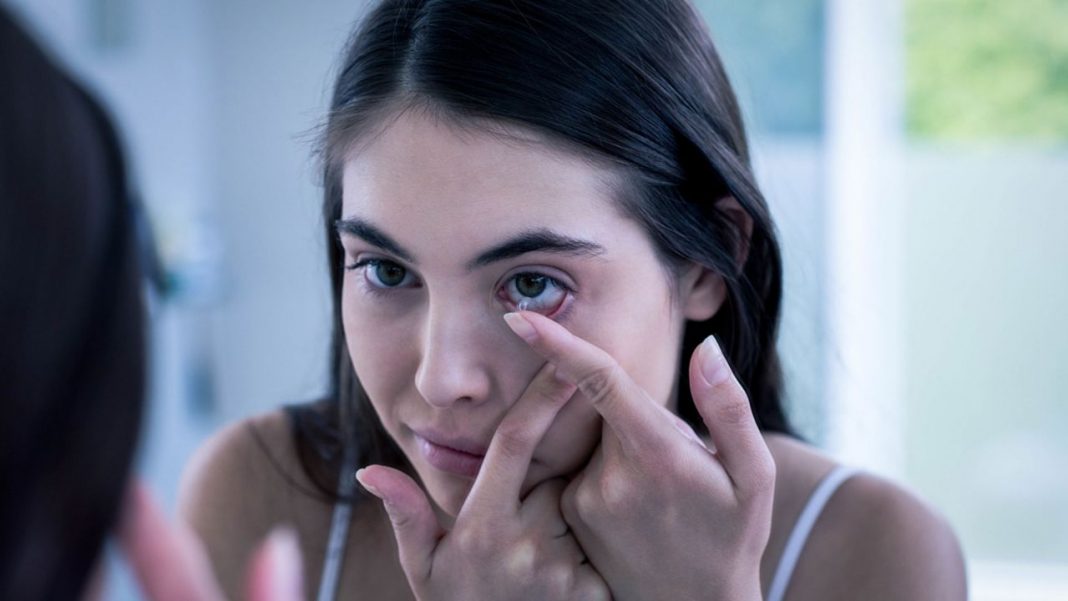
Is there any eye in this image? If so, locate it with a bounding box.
[348,258,417,289]
[499,272,569,315]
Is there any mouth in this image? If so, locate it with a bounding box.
[410,428,488,479]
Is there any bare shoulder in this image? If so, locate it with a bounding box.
[178,409,314,520]
[809,471,967,600]
[178,409,328,598]
[766,434,967,601]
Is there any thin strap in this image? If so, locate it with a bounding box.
[765,465,858,601]
[316,454,357,601]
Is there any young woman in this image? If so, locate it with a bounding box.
[180,1,967,599]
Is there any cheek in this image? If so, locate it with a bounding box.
[340,286,416,412]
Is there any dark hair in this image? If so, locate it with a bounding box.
[291,0,795,499]
[0,8,146,599]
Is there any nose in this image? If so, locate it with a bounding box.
[414,303,494,408]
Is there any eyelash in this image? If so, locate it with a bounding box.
[344,258,575,320]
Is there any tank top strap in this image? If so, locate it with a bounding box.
[316,451,357,601]
[765,464,859,601]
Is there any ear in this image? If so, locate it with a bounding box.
[716,195,754,268]
[679,262,725,321]
[678,196,754,321]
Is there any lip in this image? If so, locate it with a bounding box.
[411,428,488,479]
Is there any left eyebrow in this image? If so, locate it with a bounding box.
[466,228,607,271]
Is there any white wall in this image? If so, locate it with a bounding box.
[902,147,1068,569]
[202,0,360,423]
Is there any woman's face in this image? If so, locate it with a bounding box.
[339,110,691,516]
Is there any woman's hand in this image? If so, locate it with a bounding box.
[117,481,303,601]
[355,363,610,601]
[503,311,776,601]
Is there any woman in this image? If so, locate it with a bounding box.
[180,1,966,599]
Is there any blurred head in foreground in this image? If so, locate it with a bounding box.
[0,7,146,599]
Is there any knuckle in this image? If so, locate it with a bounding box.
[738,456,777,504]
[494,423,534,459]
[549,564,574,597]
[577,364,623,410]
[559,567,576,597]
[715,396,754,427]
[750,455,777,495]
[598,470,634,513]
[574,483,600,523]
[454,526,488,555]
[574,570,611,601]
[505,538,538,579]
[383,503,414,530]
[529,369,574,404]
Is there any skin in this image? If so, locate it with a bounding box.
[179,105,968,600]
[342,108,773,600]
[337,108,720,518]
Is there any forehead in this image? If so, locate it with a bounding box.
[339,110,633,258]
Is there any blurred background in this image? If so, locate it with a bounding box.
[4,0,1066,598]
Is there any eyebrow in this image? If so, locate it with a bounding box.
[334,217,606,270]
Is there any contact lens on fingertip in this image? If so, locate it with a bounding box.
[517,298,532,311]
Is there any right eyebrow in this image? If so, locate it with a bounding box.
[334,217,416,264]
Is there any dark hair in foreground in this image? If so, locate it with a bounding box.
[0,8,146,599]
[289,0,795,499]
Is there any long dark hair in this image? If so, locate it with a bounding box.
[290,0,795,500]
[0,8,146,599]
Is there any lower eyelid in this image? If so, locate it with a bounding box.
[546,293,575,322]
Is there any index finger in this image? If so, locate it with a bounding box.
[502,311,673,454]
[461,361,577,518]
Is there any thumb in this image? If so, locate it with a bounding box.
[356,465,442,583]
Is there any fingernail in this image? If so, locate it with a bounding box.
[355,468,380,497]
[504,312,538,342]
[266,527,302,599]
[699,336,729,386]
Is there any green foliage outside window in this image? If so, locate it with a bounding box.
[907,0,1068,141]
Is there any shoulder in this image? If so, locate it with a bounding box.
[767,434,967,601]
[809,470,967,600]
[178,409,312,519]
[178,409,327,597]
